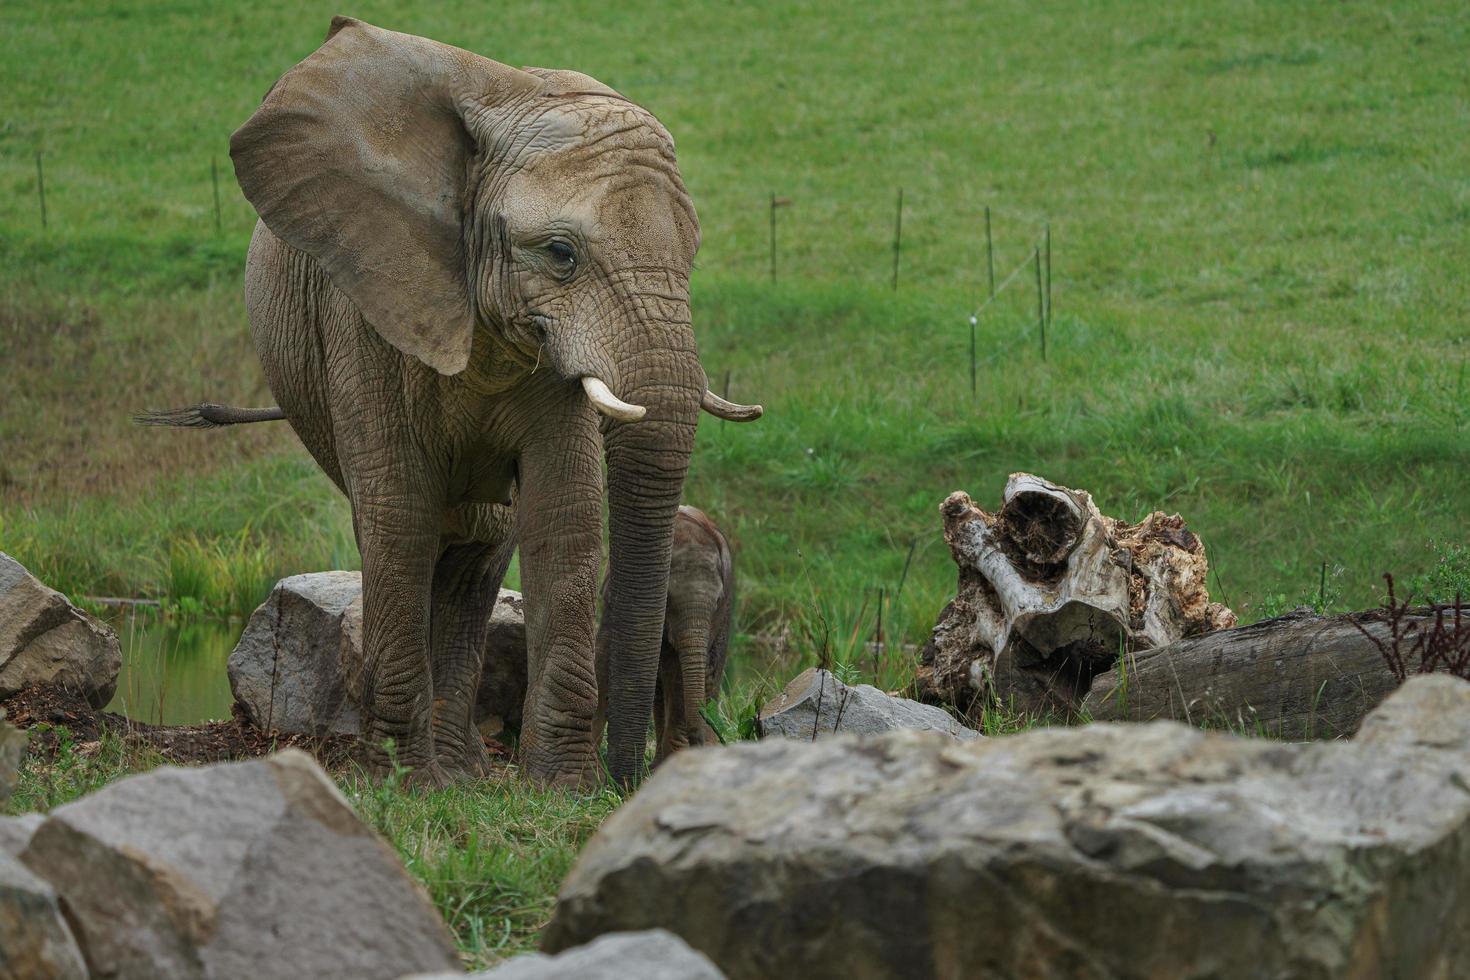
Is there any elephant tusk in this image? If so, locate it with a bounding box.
[700,389,763,422]
[582,376,647,422]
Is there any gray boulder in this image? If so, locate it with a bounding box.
[1355,671,1470,750]
[0,709,24,806]
[758,667,979,741]
[231,573,527,736]
[409,930,725,980]
[547,675,1470,980]
[476,590,528,736]
[0,551,121,708]
[0,814,43,858]
[229,571,363,734]
[1,851,88,980]
[20,749,460,980]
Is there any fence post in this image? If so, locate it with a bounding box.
[891,187,903,291]
[1044,221,1052,331]
[896,538,917,599]
[769,191,777,284]
[985,205,994,298]
[1035,246,1046,362]
[969,314,977,396]
[872,586,885,681]
[35,152,47,229]
[212,158,223,234]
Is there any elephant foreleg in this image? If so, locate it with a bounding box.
[355,496,445,787]
[430,524,516,779]
[516,429,604,787]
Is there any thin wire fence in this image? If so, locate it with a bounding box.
[762,188,1058,389]
[21,151,1058,386]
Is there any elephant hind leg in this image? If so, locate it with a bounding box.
[430,512,516,779]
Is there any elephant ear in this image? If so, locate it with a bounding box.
[230,17,540,375]
[521,67,624,100]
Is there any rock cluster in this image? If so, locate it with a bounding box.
[547,675,1470,980]
[0,552,121,708]
[229,573,526,736]
[6,750,460,980]
[758,667,978,741]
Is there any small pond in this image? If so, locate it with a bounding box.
[103,607,793,727]
[104,610,240,726]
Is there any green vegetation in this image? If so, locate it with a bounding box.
[3,0,1468,961]
[0,455,354,617]
[6,0,1467,645]
[345,756,620,963]
[1410,542,1470,606]
[7,732,617,962]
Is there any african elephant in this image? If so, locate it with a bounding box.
[163,18,761,787]
[594,505,733,764]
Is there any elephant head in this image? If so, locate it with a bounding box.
[229,18,759,786]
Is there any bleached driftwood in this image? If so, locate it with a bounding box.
[917,474,1235,718]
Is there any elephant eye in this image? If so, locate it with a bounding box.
[546,241,576,268]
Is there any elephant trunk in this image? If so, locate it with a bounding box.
[600,321,701,787]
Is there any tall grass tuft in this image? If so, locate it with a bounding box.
[165,530,275,619]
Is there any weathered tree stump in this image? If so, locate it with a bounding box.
[917,474,1235,718]
[1083,607,1460,738]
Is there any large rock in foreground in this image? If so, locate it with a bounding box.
[0,709,23,806]
[546,676,1470,980]
[0,552,121,708]
[230,573,526,736]
[20,749,459,980]
[412,930,726,979]
[759,668,978,741]
[1,851,88,980]
[0,814,43,858]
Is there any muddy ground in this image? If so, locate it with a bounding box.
[3,684,512,774]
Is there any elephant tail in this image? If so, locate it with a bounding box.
[133,403,287,428]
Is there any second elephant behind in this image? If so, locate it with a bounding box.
[594,506,733,764]
[472,506,732,760]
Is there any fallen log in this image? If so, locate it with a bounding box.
[1082,607,1463,739]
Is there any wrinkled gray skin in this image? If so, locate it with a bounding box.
[595,506,732,764]
[225,18,758,788]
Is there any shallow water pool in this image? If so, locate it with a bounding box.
[104,610,240,725]
[101,606,788,729]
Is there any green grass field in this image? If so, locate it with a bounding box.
[4,0,1470,960]
[6,0,1468,639]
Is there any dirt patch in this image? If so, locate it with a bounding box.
[2,685,510,774]
[3,685,354,767]
[0,294,289,504]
